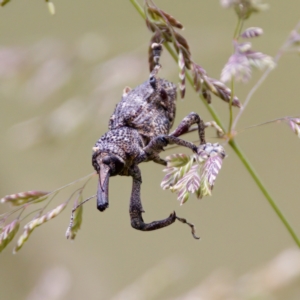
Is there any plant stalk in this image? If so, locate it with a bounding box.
[228,78,234,133]
[229,140,300,247]
[229,17,243,133]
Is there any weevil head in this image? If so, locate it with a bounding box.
[92,150,125,212]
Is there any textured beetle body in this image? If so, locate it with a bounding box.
[92,46,206,236]
[109,74,177,144]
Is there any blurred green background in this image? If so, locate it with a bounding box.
[1,0,300,299]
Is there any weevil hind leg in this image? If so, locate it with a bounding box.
[129,165,176,231]
[130,210,177,231]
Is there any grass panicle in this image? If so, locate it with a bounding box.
[162,143,226,205]
[66,194,84,240]
[287,118,300,138]
[220,0,269,20]
[221,41,275,83]
[0,173,95,253]
[144,0,240,107]
[0,220,20,253]
[1,191,49,207]
[241,27,264,38]
[45,0,55,15]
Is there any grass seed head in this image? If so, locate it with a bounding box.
[0,220,20,253]
[1,191,49,206]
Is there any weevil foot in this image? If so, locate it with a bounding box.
[176,215,200,240]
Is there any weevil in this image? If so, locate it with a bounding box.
[92,43,208,237]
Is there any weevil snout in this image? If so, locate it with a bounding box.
[94,152,125,212]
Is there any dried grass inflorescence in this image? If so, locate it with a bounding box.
[287,118,300,138]
[220,0,269,19]
[0,220,20,253]
[161,143,226,205]
[45,0,56,16]
[1,191,49,206]
[0,173,94,253]
[285,29,300,53]
[65,192,88,240]
[145,0,241,107]
[67,200,83,240]
[221,40,275,83]
[240,27,264,39]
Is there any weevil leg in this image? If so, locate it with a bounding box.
[153,156,167,166]
[170,112,206,145]
[143,135,197,157]
[129,165,176,231]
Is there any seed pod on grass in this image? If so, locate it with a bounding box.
[27,202,67,230]
[147,6,183,29]
[173,165,201,205]
[1,191,49,206]
[175,33,191,69]
[201,87,211,104]
[166,153,191,168]
[13,227,31,254]
[178,50,186,98]
[161,154,193,190]
[286,30,300,51]
[45,0,55,15]
[177,189,189,205]
[145,19,156,33]
[203,76,219,95]
[288,118,300,138]
[174,33,190,55]
[68,196,83,240]
[241,27,263,39]
[192,66,202,93]
[0,220,20,253]
[198,155,223,199]
[209,78,242,108]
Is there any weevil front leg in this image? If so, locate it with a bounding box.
[129,165,176,231]
[137,135,197,167]
[142,135,197,160]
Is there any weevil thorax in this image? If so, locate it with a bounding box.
[92,127,145,176]
[108,67,177,144]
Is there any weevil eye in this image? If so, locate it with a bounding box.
[101,155,124,176]
[110,155,125,176]
[102,156,111,165]
[160,88,167,100]
[149,76,156,89]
